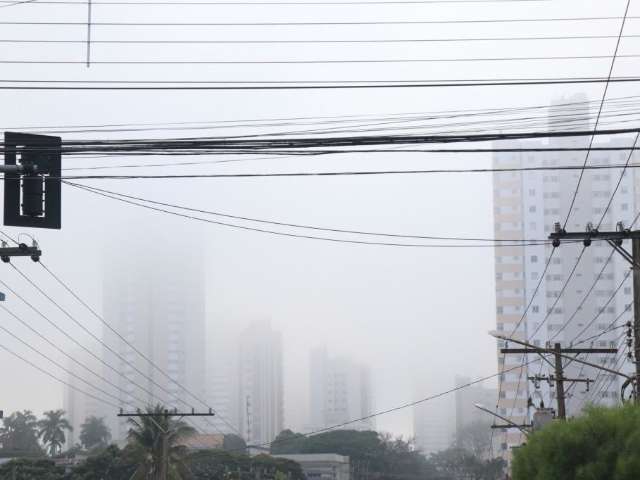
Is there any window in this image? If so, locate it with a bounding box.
[529,189,536,196]
[531,255,538,263]
[622,203,629,211]
[532,306,539,313]
[497,306,503,314]
[529,206,536,213]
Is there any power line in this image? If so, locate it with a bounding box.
[57,183,558,244]
[1,16,634,26]
[0,302,146,406]
[9,263,200,410]
[6,262,232,435]
[34,163,640,180]
[4,54,640,65]
[0,0,37,7]
[0,273,181,408]
[563,0,631,228]
[0,304,139,407]
[37,261,242,436]
[2,76,640,90]
[66,182,562,248]
[264,359,538,452]
[597,131,640,228]
[8,93,640,134]
[0,34,634,44]
[0,341,120,409]
[0,0,551,4]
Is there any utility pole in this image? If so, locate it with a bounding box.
[553,343,567,420]
[118,408,215,480]
[633,237,640,399]
[492,333,621,420]
[550,223,640,401]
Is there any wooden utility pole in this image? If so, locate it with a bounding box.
[497,336,619,420]
[553,343,567,420]
[550,224,640,401]
[633,237,640,398]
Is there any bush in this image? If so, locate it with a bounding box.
[512,404,640,480]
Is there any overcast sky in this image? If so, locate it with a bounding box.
[0,0,638,438]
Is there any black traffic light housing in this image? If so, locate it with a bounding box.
[3,132,61,229]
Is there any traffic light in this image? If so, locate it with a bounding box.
[3,132,61,229]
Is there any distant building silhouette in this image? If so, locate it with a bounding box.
[309,346,374,432]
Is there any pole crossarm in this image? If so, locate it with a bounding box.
[502,348,618,354]
[0,244,41,263]
[549,227,640,242]
[494,335,631,380]
[490,424,533,430]
[118,411,215,417]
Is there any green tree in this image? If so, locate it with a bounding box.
[512,404,640,480]
[222,433,247,453]
[431,447,505,480]
[185,450,304,480]
[37,409,72,457]
[0,410,42,456]
[0,458,65,480]
[456,420,493,458]
[270,429,306,454]
[126,404,195,480]
[79,416,111,450]
[69,444,138,480]
[270,429,435,479]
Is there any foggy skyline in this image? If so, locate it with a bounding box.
[0,0,637,444]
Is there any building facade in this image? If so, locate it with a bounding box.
[492,94,636,459]
[101,223,206,440]
[238,320,284,446]
[309,347,374,432]
[274,454,350,480]
[413,393,455,456]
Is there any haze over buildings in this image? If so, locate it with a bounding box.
[238,320,284,446]
[309,347,374,432]
[101,222,207,440]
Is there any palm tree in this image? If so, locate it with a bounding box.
[126,404,195,480]
[37,409,72,456]
[0,410,41,455]
[79,415,111,450]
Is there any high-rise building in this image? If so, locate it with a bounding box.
[206,334,240,434]
[309,347,374,432]
[454,376,496,445]
[63,350,103,448]
[237,320,284,446]
[102,223,206,440]
[492,93,636,459]
[413,393,455,456]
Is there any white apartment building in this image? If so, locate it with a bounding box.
[101,222,206,440]
[413,394,455,456]
[493,94,636,459]
[309,347,374,432]
[238,320,284,446]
